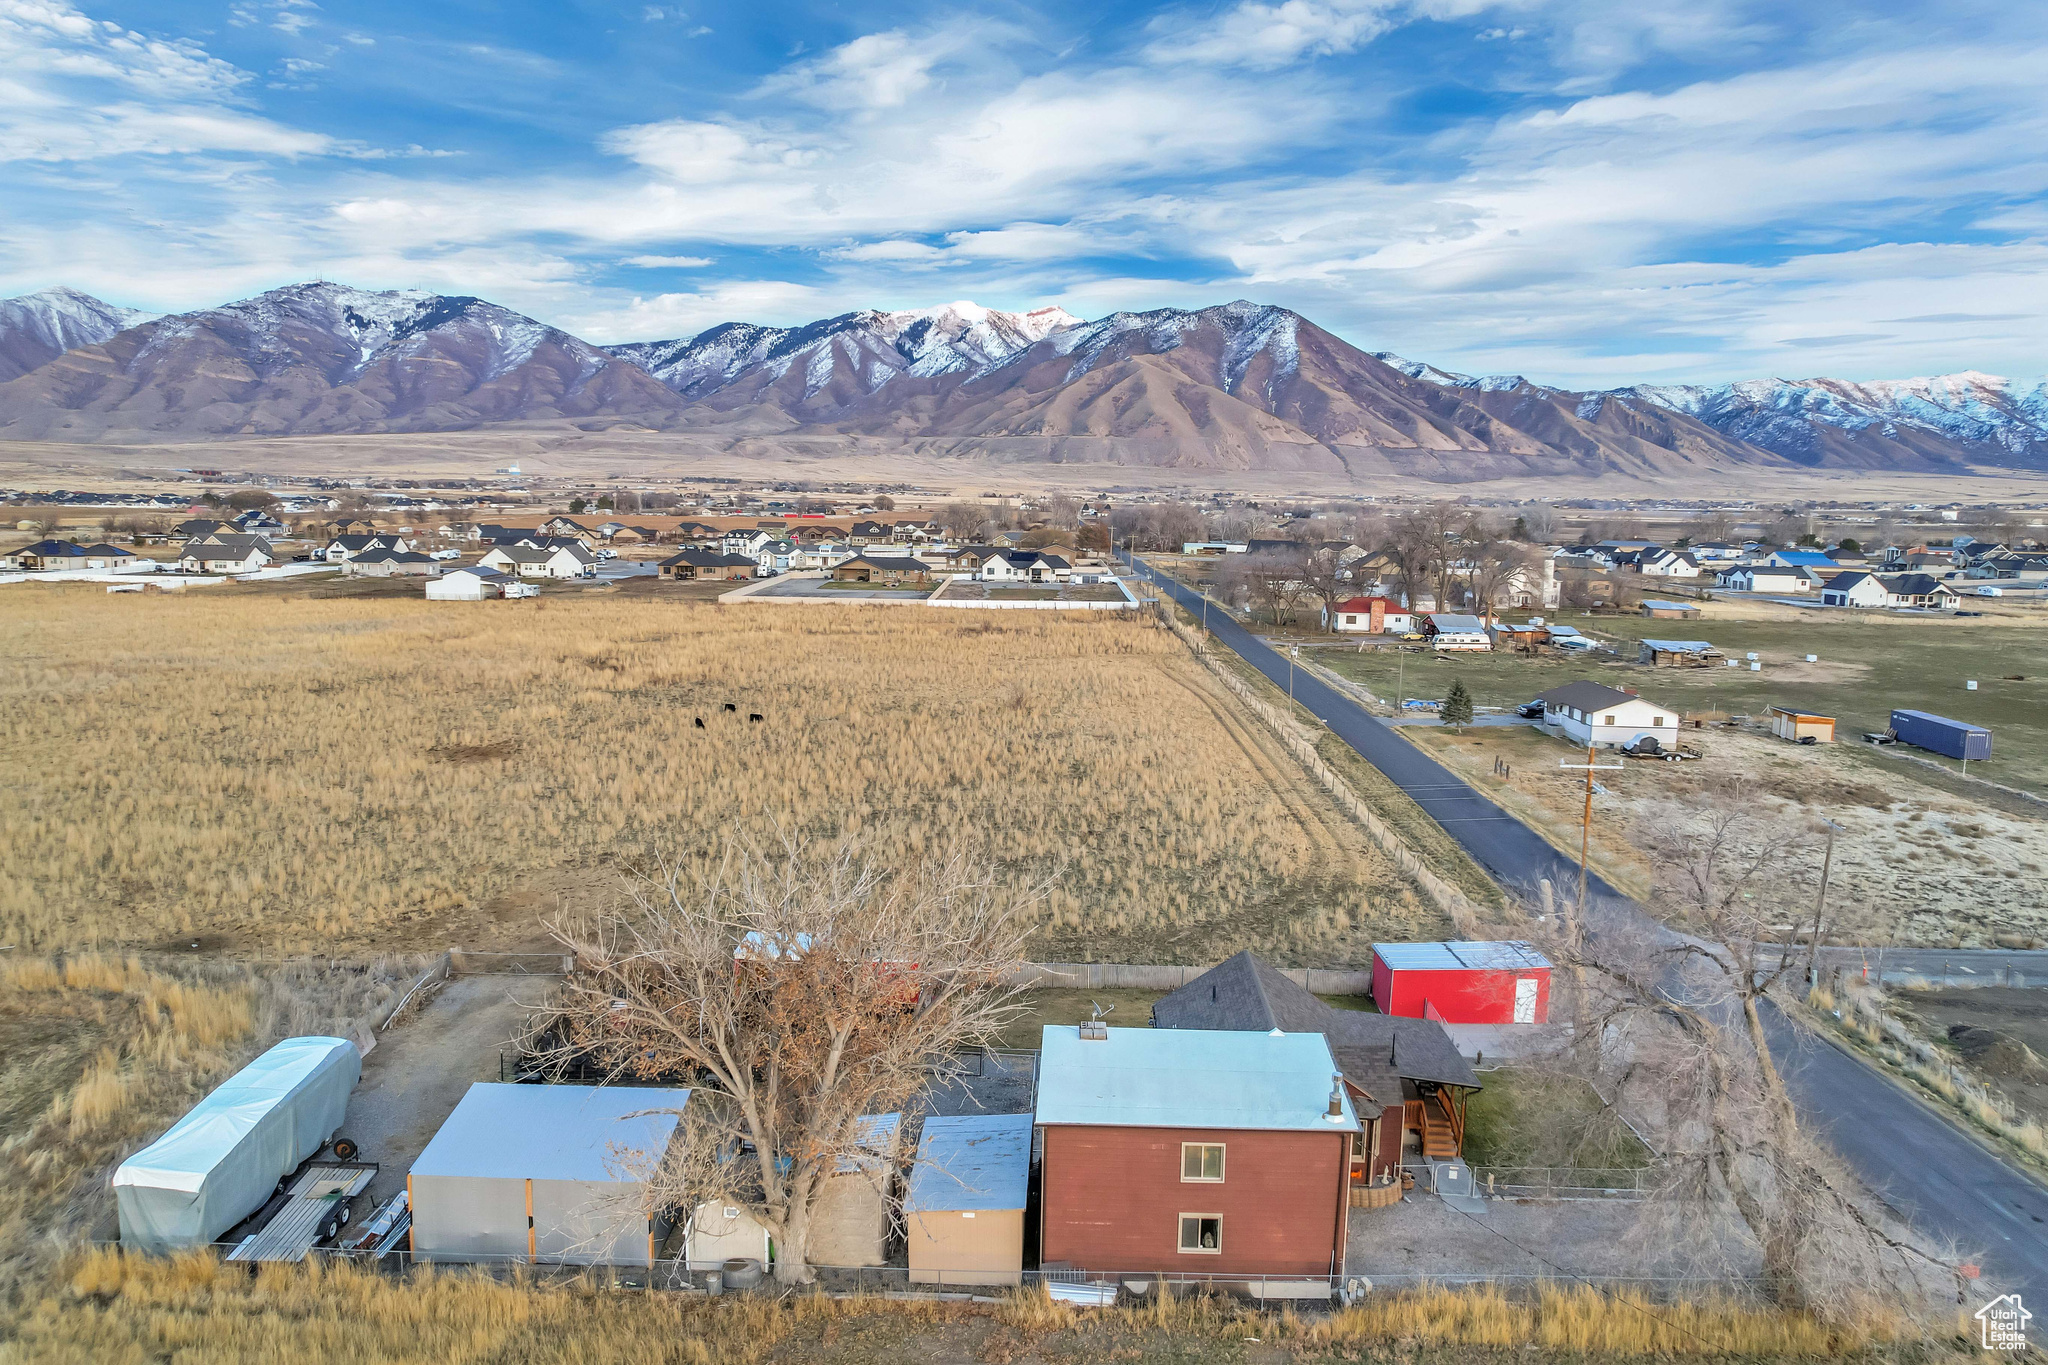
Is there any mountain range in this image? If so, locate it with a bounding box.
[0,282,2041,480]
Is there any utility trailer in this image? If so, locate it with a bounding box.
[1620,734,1701,761]
[226,1163,376,1263]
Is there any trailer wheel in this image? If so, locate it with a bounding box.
[337,1200,353,1227]
[331,1137,359,1162]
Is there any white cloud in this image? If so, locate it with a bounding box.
[622,254,714,267]
[753,27,975,110]
[565,279,831,342]
[1146,0,1399,69]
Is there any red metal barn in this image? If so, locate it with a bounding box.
[1371,942,1551,1024]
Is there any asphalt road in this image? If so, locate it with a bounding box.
[1125,553,2048,1298]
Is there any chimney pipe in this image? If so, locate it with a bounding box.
[1326,1074,1345,1122]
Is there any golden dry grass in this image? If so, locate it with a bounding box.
[0,593,1442,963]
[10,1253,1915,1365]
[0,953,416,1299]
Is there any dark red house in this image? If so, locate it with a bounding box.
[1372,941,1552,1025]
[1035,1023,1356,1278]
[1151,952,1482,1178]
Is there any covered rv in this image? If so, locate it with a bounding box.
[408,1083,691,1266]
[114,1036,361,1253]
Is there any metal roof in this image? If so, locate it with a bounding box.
[835,1113,903,1174]
[905,1114,1033,1212]
[1639,601,1699,612]
[1639,639,1717,652]
[1035,1026,1357,1133]
[1375,940,1552,972]
[411,1083,692,1184]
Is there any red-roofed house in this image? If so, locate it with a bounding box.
[1321,596,1412,634]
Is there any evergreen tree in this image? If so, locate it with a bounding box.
[1443,679,1474,730]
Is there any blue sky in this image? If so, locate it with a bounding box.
[2,0,2044,386]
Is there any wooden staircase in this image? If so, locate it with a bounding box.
[1405,1092,1464,1160]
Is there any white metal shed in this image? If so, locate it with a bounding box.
[408,1083,692,1266]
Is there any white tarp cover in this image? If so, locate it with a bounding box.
[113,1036,361,1252]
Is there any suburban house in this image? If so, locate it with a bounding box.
[847,520,892,546]
[831,554,933,586]
[1717,564,1815,594]
[231,508,287,536]
[79,543,138,569]
[721,528,773,558]
[1535,680,1680,748]
[980,550,1069,583]
[754,538,799,574]
[1636,548,1701,577]
[1323,596,1413,634]
[1422,613,1492,651]
[343,549,441,578]
[323,533,416,563]
[539,516,591,538]
[658,549,756,581]
[3,539,89,570]
[173,518,228,539]
[177,534,274,574]
[1766,549,1840,572]
[1035,1023,1357,1279]
[479,543,597,579]
[1821,571,1961,609]
[1151,952,1480,1183]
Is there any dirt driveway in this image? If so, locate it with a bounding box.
[345,972,558,1206]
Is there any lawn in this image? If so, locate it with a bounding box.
[1460,1067,1654,1173]
[1317,609,2048,781]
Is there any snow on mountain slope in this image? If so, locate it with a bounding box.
[0,282,680,439]
[1614,372,2048,466]
[0,287,156,382]
[609,300,1083,402]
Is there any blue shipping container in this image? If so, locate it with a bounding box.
[1890,709,1992,761]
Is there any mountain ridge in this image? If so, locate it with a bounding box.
[1,281,2041,476]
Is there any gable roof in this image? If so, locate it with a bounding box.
[185,534,272,556]
[1150,950,1478,1105]
[1333,596,1404,614]
[1770,550,1838,567]
[1535,680,1644,713]
[839,553,927,571]
[1822,571,1877,590]
[1426,613,1488,633]
[16,539,86,556]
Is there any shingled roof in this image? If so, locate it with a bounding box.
[1150,950,1479,1107]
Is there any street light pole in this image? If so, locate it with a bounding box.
[1559,744,1624,920]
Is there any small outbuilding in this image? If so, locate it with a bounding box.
[1637,638,1724,668]
[408,1083,692,1266]
[806,1113,904,1269]
[1766,706,1835,744]
[1639,599,1701,620]
[1890,709,1992,761]
[1371,941,1551,1025]
[906,1114,1032,1286]
[426,566,512,600]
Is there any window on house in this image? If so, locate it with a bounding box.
[1182,1143,1225,1181]
[1178,1214,1222,1253]
[1604,714,1616,725]
[1653,716,1665,725]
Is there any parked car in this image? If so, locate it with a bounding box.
[595,548,618,560]
[430,549,461,560]
[1975,585,2003,597]
[1516,700,1545,718]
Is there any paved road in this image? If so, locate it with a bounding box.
[1126,553,2048,1297]
[1126,556,1616,904]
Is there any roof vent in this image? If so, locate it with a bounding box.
[1326,1074,1346,1123]
[1268,1027,1285,1037]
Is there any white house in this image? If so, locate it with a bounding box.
[1819,571,1889,608]
[322,533,415,563]
[480,543,596,579]
[1323,596,1413,634]
[1717,565,1814,593]
[722,528,773,558]
[177,535,274,574]
[1639,549,1701,578]
[981,551,1069,583]
[1536,681,1680,749]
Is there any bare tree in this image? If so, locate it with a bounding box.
[1537,790,1959,1318]
[1694,509,1739,543]
[530,835,1038,1285]
[1519,502,1560,544]
[1302,546,1357,632]
[1464,541,1536,624]
[939,501,992,542]
[1386,510,1446,612]
[1227,550,1311,624]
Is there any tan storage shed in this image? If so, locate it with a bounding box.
[1767,706,1835,743]
[906,1114,1032,1286]
[409,1083,691,1266]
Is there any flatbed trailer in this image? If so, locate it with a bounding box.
[226,1163,376,1263]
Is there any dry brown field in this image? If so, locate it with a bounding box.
[0,590,1444,966]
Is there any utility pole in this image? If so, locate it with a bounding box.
[1806,819,1841,985]
[1559,744,1623,921]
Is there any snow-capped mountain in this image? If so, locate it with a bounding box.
[1613,372,2048,468]
[0,282,681,439]
[0,286,155,383]
[608,301,1082,403]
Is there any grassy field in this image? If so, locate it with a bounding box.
[0,591,1448,965]
[1317,608,2048,781]
[17,1250,1914,1362]
[1461,1068,1654,1172]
